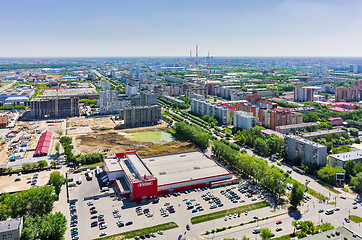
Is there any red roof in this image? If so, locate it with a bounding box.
[34,132,53,157]
[217,103,236,110]
[329,107,353,112]
[261,129,284,138]
[327,117,343,121]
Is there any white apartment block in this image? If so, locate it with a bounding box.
[234,111,256,130]
[190,99,230,125]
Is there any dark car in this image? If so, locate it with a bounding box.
[126,221,133,226]
[345,218,350,223]
[91,221,98,227]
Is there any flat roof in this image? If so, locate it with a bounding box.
[285,135,326,149]
[142,151,231,186]
[104,157,122,172]
[0,218,21,232]
[330,150,362,162]
[301,226,362,240]
[127,153,153,179]
[261,129,284,138]
[300,129,346,138]
[276,122,317,130]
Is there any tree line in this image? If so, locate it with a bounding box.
[174,122,211,150]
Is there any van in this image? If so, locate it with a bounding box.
[325,209,334,215]
[101,187,109,192]
[77,177,82,184]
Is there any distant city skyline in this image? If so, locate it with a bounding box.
[1,0,362,57]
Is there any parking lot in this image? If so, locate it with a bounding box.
[66,169,275,240]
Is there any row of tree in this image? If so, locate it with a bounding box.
[174,122,211,150]
[234,126,284,156]
[212,139,286,198]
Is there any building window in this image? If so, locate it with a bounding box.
[7,234,11,240]
[2,235,6,240]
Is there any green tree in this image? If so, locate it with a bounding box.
[355,162,362,174]
[349,128,359,137]
[37,160,48,169]
[266,134,284,154]
[255,137,270,156]
[49,172,67,197]
[351,172,362,193]
[289,183,304,209]
[21,212,67,240]
[260,228,274,239]
[344,160,356,179]
[317,165,345,186]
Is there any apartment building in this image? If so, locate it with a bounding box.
[234,111,256,130]
[140,92,157,106]
[125,85,138,97]
[121,105,161,127]
[190,99,230,125]
[275,122,318,134]
[245,94,261,104]
[335,87,360,102]
[235,102,303,130]
[284,135,327,166]
[294,87,314,102]
[300,129,346,139]
[0,218,22,240]
[0,114,9,128]
[256,100,277,109]
[30,97,79,119]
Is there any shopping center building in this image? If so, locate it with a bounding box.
[103,150,237,202]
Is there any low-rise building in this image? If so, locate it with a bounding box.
[276,122,318,134]
[300,129,346,139]
[0,218,22,240]
[260,129,284,138]
[327,117,343,126]
[234,111,256,130]
[284,135,327,166]
[256,100,277,109]
[0,114,9,128]
[329,150,362,167]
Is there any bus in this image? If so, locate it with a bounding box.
[292,166,305,175]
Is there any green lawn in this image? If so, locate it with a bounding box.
[286,178,328,201]
[349,215,362,223]
[191,201,270,224]
[94,222,178,240]
[342,188,349,193]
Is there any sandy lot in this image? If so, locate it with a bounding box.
[72,122,196,156]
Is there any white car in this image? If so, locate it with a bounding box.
[100,232,107,236]
[87,201,93,206]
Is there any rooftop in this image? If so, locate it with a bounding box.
[142,151,232,186]
[261,129,284,138]
[285,135,326,149]
[276,122,318,130]
[300,129,346,138]
[330,150,362,162]
[301,226,361,240]
[0,218,22,233]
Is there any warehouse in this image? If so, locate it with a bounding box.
[34,132,53,157]
[103,150,237,202]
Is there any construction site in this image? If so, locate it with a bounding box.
[68,117,196,157]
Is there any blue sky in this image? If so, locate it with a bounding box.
[1,0,361,57]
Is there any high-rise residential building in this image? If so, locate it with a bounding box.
[140,92,157,106]
[30,97,79,119]
[334,80,362,102]
[0,218,22,240]
[284,135,327,166]
[121,105,161,127]
[234,111,256,130]
[235,102,303,130]
[126,85,138,97]
[98,89,131,114]
[245,94,261,104]
[294,87,314,102]
[190,99,230,125]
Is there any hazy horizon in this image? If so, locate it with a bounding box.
[2,0,362,58]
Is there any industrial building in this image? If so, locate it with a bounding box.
[234,111,256,130]
[120,105,161,127]
[0,84,34,104]
[275,122,318,134]
[284,135,327,166]
[103,150,237,202]
[34,132,53,157]
[190,99,230,125]
[329,150,362,167]
[30,97,79,119]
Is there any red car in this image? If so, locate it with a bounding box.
[90,206,96,211]
[276,220,282,225]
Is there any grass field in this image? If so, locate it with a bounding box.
[95,222,178,240]
[191,201,270,224]
[349,215,362,223]
[125,131,174,143]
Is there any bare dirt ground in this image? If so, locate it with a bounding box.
[72,122,196,156]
